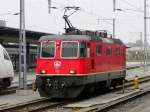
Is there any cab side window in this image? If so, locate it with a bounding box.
[106,46,112,56]
[80,42,87,57]
[116,47,120,56]
[96,45,102,56]
[3,50,10,60]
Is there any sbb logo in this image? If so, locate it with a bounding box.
[54,61,61,73]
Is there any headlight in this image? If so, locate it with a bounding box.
[41,70,46,74]
[69,70,76,74]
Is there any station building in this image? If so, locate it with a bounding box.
[0,20,51,71]
[126,46,150,62]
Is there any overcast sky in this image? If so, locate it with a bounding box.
[0,0,149,43]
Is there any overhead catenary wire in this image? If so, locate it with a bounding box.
[47,0,146,30]
[45,0,114,26]
[80,9,113,25]
[2,0,146,39]
[46,0,145,37]
[120,0,143,11]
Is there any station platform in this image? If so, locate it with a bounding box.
[12,62,150,85]
[0,91,43,109]
[12,70,35,84]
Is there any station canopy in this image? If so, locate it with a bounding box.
[0,26,52,44]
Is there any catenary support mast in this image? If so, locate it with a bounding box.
[144,0,148,71]
[19,0,27,89]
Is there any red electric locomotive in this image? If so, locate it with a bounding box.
[35,9,126,98]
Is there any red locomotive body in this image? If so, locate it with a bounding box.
[36,31,126,98]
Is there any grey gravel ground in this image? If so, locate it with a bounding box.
[0,62,149,112]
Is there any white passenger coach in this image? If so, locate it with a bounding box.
[0,44,14,88]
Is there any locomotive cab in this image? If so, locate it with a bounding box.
[37,39,89,76]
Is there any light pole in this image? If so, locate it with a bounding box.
[48,0,51,13]
[48,0,57,13]
[113,0,116,12]
[19,0,27,90]
[18,0,56,91]
[113,18,115,38]
[113,0,123,38]
[144,0,148,71]
[113,0,116,38]
[113,0,123,12]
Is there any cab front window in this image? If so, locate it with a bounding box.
[41,42,55,58]
[61,42,78,57]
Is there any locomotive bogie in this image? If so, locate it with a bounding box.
[36,76,84,98]
[36,70,126,98]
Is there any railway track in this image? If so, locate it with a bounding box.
[0,97,70,112]
[70,81,150,112]
[40,76,149,112]
[126,64,141,70]
[1,72,150,112]
[0,83,32,95]
[101,89,150,112]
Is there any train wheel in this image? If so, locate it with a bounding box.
[37,83,49,97]
[96,81,109,94]
[112,84,117,89]
[111,80,117,89]
[3,78,11,88]
[38,86,49,97]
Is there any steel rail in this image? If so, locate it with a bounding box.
[27,75,150,112]
[0,98,70,112]
[68,78,150,112]
[73,85,150,112]
[10,75,150,112]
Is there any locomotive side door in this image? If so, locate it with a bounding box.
[80,42,90,73]
[90,43,95,70]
